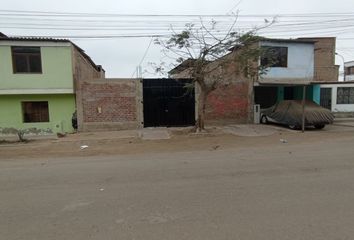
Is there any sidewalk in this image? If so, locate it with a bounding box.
[3,121,352,144]
[1,124,286,144]
[1,123,353,160]
[333,118,354,127]
[61,124,284,142]
[221,124,287,137]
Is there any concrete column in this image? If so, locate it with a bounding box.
[136,79,144,128]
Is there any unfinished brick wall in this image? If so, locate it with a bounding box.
[80,79,142,131]
[205,81,250,123]
[72,46,106,132]
[299,37,339,82]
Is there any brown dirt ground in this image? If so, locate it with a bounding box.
[1,127,354,160]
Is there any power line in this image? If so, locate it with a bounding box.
[2,14,354,32]
[1,9,353,43]
[2,19,354,33]
[131,37,154,77]
[1,9,354,18]
[227,0,243,14]
[2,17,354,28]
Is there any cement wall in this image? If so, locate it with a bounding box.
[345,75,354,81]
[320,83,354,113]
[0,42,74,92]
[0,94,75,136]
[259,41,315,84]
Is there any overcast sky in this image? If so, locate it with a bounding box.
[1,0,354,78]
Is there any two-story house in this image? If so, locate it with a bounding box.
[170,37,338,124]
[0,33,104,136]
[255,38,316,108]
[255,37,338,108]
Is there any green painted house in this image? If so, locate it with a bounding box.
[0,33,104,136]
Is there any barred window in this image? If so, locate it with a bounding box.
[345,66,354,75]
[337,87,354,104]
[22,102,49,123]
[261,46,288,68]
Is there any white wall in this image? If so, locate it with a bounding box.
[320,83,354,112]
[345,75,354,81]
[259,41,314,84]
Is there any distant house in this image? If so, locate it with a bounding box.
[317,82,354,117]
[344,61,354,81]
[314,59,354,117]
[0,32,104,136]
[170,37,339,124]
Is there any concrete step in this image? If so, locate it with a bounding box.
[333,112,354,118]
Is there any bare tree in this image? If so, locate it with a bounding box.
[154,15,274,131]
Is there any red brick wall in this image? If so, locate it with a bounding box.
[82,81,137,123]
[205,82,250,123]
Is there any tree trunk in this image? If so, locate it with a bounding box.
[196,86,207,132]
[17,130,26,142]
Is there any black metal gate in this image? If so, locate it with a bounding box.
[143,79,195,127]
[320,88,332,110]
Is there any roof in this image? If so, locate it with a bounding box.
[260,38,316,44]
[228,37,315,52]
[313,81,354,85]
[0,32,8,38]
[168,58,212,76]
[0,33,103,72]
[168,59,195,75]
[298,37,336,40]
[344,61,354,68]
[71,43,104,72]
[0,34,71,43]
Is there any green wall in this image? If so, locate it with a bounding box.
[0,45,73,90]
[277,87,284,101]
[312,85,321,104]
[0,94,75,135]
[293,86,314,100]
[277,86,316,102]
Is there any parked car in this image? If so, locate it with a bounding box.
[260,100,334,130]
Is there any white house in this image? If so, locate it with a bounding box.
[255,39,319,109]
[319,82,354,114]
[258,39,315,85]
[344,61,354,81]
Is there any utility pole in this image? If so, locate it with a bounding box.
[136,65,143,78]
[301,85,306,133]
[336,52,346,81]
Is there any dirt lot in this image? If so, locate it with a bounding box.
[1,124,354,240]
[0,124,353,160]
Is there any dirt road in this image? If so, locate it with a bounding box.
[1,125,354,239]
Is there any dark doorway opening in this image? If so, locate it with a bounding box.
[284,87,295,100]
[254,86,278,108]
[143,79,195,127]
[320,88,332,110]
